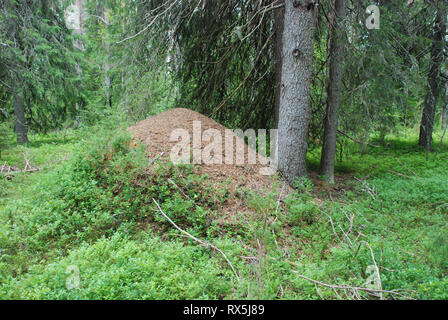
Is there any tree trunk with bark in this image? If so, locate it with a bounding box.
[274,0,285,129]
[102,7,112,108]
[6,0,28,144]
[319,0,346,183]
[418,3,446,151]
[442,59,448,142]
[75,0,86,126]
[443,102,447,135]
[14,89,28,145]
[278,0,317,183]
[443,57,448,132]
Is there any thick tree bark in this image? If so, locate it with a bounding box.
[102,7,112,108]
[75,0,86,126]
[274,0,285,129]
[443,106,447,130]
[418,3,446,151]
[443,58,448,134]
[14,90,28,145]
[443,104,447,134]
[442,60,448,142]
[278,0,317,183]
[74,0,86,49]
[6,0,28,145]
[319,0,346,183]
[66,0,87,126]
[442,104,447,143]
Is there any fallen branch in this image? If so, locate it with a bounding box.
[149,152,165,165]
[396,158,418,177]
[274,181,286,214]
[362,240,383,299]
[167,178,191,201]
[0,106,8,117]
[337,130,379,148]
[292,273,414,300]
[22,151,41,172]
[387,170,413,179]
[152,199,240,280]
[116,0,178,44]
[209,33,273,117]
[354,177,378,200]
[0,152,42,177]
[267,255,412,299]
[325,212,343,243]
[0,162,21,176]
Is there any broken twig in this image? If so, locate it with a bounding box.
[152,198,239,280]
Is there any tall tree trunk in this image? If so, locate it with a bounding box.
[443,103,447,135]
[66,0,87,126]
[74,0,86,49]
[14,90,28,145]
[319,0,346,184]
[443,57,448,131]
[278,0,317,183]
[442,105,447,144]
[418,3,446,151]
[6,0,28,145]
[442,59,448,142]
[75,0,86,126]
[274,0,285,129]
[443,105,447,132]
[102,8,112,108]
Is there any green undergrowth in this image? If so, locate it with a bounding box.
[0,126,447,299]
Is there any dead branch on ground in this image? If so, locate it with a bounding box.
[292,273,414,300]
[152,198,240,280]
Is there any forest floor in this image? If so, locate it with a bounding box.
[0,112,447,300]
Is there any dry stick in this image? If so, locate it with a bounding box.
[275,181,286,214]
[149,152,165,165]
[209,33,273,117]
[337,130,379,148]
[354,177,377,200]
[292,273,414,300]
[240,0,284,33]
[152,199,240,280]
[22,151,41,172]
[167,178,191,201]
[268,256,409,298]
[167,178,202,206]
[186,0,204,24]
[0,160,30,176]
[0,106,8,117]
[341,209,354,235]
[387,170,413,179]
[339,225,354,249]
[396,158,417,177]
[362,240,383,299]
[116,0,178,44]
[325,212,343,242]
[23,151,31,171]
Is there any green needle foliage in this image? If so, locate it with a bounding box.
[0,0,83,135]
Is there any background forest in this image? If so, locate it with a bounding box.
[0,0,447,300]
